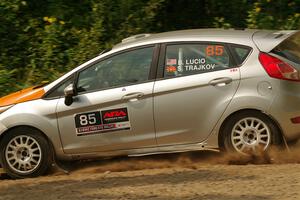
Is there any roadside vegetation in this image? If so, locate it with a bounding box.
[0,0,299,96]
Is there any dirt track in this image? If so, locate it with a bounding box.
[0,149,300,200]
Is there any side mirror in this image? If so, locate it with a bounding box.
[64,84,75,106]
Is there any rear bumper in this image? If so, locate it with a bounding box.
[269,81,300,141]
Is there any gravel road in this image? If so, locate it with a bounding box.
[0,149,300,200]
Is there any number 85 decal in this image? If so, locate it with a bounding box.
[79,114,96,126]
[206,45,224,56]
[75,112,102,128]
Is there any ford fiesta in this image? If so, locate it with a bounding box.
[1,29,300,178]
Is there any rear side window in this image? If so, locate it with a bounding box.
[231,45,252,65]
[164,44,233,78]
[272,32,300,65]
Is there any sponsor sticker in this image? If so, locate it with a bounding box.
[101,108,129,124]
[74,107,130,136]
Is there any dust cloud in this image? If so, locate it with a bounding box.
[56,143,300,176]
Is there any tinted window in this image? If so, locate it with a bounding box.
[164,44,232,78]
[272,32,300,65]
[77,47,153,93]
[231,46,251,65]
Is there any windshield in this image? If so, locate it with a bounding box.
[271,31,300,65]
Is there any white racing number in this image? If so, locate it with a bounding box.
[75,111,102,129]
[79,113,96,126]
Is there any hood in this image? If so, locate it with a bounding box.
[0,86,45,107]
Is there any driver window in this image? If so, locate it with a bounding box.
[77,46,154,93]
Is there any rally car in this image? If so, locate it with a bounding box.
[0,28,300,178]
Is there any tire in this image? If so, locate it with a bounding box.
[222,111,282,155]
[0,127,52,179]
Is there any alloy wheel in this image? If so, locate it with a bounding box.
[5,135,42,174]
[231,117,271,154]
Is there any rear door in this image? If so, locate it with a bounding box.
[153,43,241,146]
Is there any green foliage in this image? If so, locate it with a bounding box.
[0,0,299,97]
[0,66,16,94]
[247,0,300,29]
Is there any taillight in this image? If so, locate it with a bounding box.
[291,116,300,124]
[259,52,300,82]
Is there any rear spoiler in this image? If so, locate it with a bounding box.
[252,30,299,52]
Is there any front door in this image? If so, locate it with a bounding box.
[56,46,157,154]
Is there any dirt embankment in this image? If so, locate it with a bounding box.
[0,147,300,200]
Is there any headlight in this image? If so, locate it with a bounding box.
[0,105,14,114]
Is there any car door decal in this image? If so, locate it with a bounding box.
[74,107,130,136]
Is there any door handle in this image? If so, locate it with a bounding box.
[209,77,232,87]
[122,92,144,102]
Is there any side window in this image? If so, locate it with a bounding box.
[231,45,252,65]
[77,46,154,93]
[164,44,232,78]
[45,76,74,98]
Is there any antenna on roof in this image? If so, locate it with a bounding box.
[122,34,151,43]
[99,48,112,55]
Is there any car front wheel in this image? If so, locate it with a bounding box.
[0,127,52,179]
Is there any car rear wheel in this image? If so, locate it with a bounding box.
[222,111,282,155]
[0,127,52,179]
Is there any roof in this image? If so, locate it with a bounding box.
[113,29,257,50]
[113,28,299,52]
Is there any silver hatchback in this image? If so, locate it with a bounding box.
[1,29,300,178]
